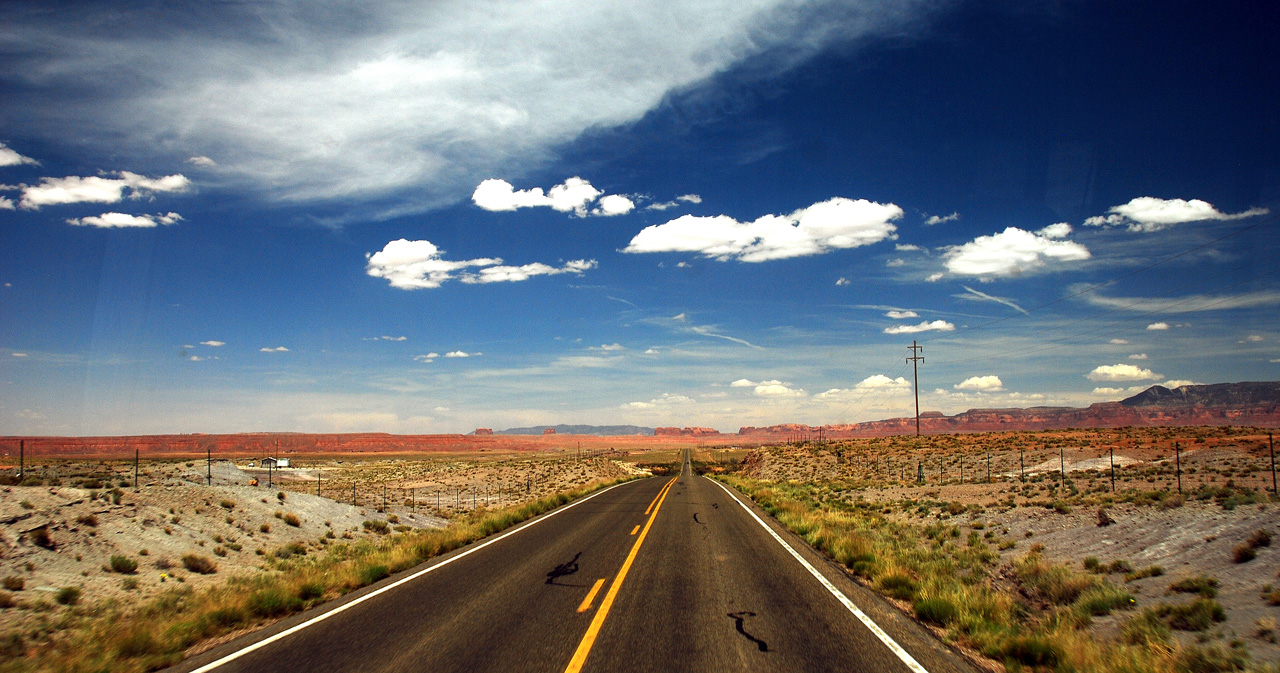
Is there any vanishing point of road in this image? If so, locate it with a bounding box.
[171,452,973,673]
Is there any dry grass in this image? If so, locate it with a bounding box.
[719,475,1259,673]
[0,476,636,673]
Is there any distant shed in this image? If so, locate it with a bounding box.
[261,457,290,468]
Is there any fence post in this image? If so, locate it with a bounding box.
[1175,442,1182,494]
[1020,447,1024,482]
[1110,447,1115,493]
[1059,447,1065,489]
[1270,434,1276,495]
[134,448,139,492]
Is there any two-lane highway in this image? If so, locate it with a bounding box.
[172,452,972,673]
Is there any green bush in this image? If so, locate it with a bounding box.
[1169,575,1219,598]
[109,555,138,574]
[56,586,81,605]
[247,588,301,617]
[296,582,325,601]
[913,597,957,626]
[1158,598,1227,631]
[877,573,918,601]
[1074,585,1133,616]
[999,635,1062,668]
[362,519,390,535]
[359,563,390,585]
[181,554,218,574]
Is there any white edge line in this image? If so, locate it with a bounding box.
[707,478,931,673]
[189,479,636,673]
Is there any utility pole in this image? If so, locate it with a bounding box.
[206,445,212,486]
[906,341,924,436]
[134,449,139,492]
[18,439,24,481]
[1175,442,1182,494]
[1109,447,1115,493]
[1270,434,1276,495]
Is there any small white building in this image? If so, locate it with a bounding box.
[261,457,290,468]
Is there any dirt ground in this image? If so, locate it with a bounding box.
[0,452,641,637]
[737,427,1280,665]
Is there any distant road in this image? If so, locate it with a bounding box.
[171,452,972,673]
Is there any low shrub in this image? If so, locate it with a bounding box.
[56,586,81,606]
[877,573,918,601]
[247,588,301,617]
[999,635,1062,668]
[2,576,24,591]
[1124,565,1164,582]
[109,555,138,574]
[1158,598,1227,631]
[1233,544,1257,563]
[1247,529,1272,548]
[283,513,301,527]
[913,597,957,626]
[1169,575,1219,598]
[359,563,390,585]
[75,514,98,527]
[363,519,390,535]
[181,554,218,575]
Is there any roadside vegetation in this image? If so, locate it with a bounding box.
[0,476,635,673]
[721,473,1273,673]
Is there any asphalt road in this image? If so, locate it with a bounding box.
[172,452,973,673]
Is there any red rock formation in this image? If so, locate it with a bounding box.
[473,428,494,435]
[654,427,724,437]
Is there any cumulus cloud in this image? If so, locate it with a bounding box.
[186,155,216,167]
[0,197,13,210]
[593,194,635,216]
[677,194,702,204]
[955,375,1003,391]
[729,378,804,397]
[1147,322,1170,330]
[365,239,594,289]
[1038,222,1072,239]
[924,212,958,225]
[886,310,918,319]
[1129,353,1147,360]
[413,352,439,363]
[66,211,183,228]
[624,197,901,262]
[1086,363,1162,382]
[884,320,954,334]
[926,272,944,282]
[0,143,38,166]
[1109,338,1129,345]
[1162,379,1202,389]
[260,346,289,352]
[199,340,225,347]
[942,227,1090,277]
[1245,335,1264,342]
[895,243,922,251]
[1085,197,1268,232]
[589,343,625,352]
[886,258,906,267]
[855,374,910,390]
[836,277,851,286]
[18,172,190,209]
[444,351,475,358]
[1091,387,1126,396]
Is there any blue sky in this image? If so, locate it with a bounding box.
[1,1,1278,435]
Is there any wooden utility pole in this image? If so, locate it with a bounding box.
[1109,447,1115,493]
[1270,434,1276,495]
[18,439,24,481]
[1175,442,1182,493]
[906,341,924,436]
[206,445,212,486]
[134,449,139,491]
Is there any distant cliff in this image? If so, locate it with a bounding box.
[496,424,654,436]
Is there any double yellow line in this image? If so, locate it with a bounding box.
[563,477,677,673]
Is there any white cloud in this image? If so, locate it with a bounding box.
[1146,322,1170,330]
[589,343,625,352]
[260,346,289,353]
[2,4,942,217]
[624,197,901,262]
[19,172,190,209]
[444,351,475,358]
[0,143,38,167]
[413,352,439,363]
[646,201,678,211]
[1085,197,1268,232]
[200,340,225,347]
[622,393,695,409]
[1109,338,1129,345]
[960,285,1027,314]
[1129,353,1147,360]
[1086,363,1162,382]
[188,355,207,362]
[186,155,216,167]
[926,272,944,282]
[754,383,805,397]
[1091,387,1126,396]
[835,277,850,286]
[1162,379,1202,389]
[380,335,407,341]
[955,375,1003,391]
[66,211,183,228]
[942,227,1090,277]
[885,310,918,319]
[924,212,958,225]
[11,352,28,358]
[1038,222,1072,239]
[676,194,702,204]
[0,197,13,210]
[365,238,593,289]
[1082,290,1280,314]
[1245,335,1264,342]
[855,374,910,390]
[730,378,758,388]
[895,243,922,251]
[643,348,659,355]
[472,176,634,217]
[593,194,635,216]
[883,320,954,334]
[886,258,906,267]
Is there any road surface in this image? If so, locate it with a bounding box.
[171,452,972,673]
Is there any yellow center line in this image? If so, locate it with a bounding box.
[629,525,639,535]
[642,479,670,516]
[576,579,607,613]
[564,478,675,673]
